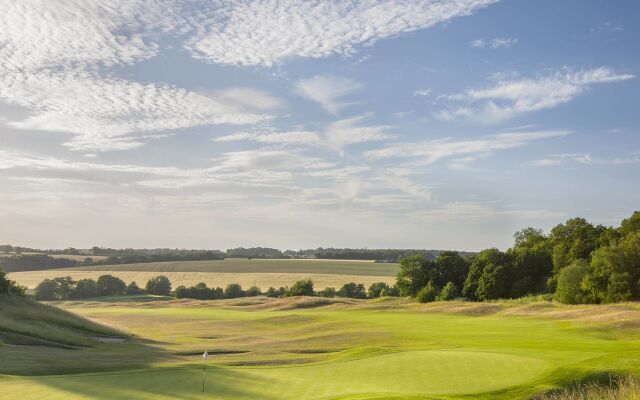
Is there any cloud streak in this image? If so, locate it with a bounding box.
[436,67,634,122]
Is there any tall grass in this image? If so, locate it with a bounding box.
[538,376,640,400]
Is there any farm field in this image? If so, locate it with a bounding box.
[2,296,640,399]
[8,258,399,290]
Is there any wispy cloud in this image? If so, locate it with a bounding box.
[214,115,394,155]
[186,0,498,66]
[294,75,362,114]
[471,37,518,49]
[414,89,432,97]
[436,67,634,122]
[532,152,640,167]
[365,130,570,164]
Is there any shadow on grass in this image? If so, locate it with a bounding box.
[18,365,277,400]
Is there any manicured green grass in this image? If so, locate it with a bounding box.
[2,297,640,399]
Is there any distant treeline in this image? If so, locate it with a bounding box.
[0,246,470,271]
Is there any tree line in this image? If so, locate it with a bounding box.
[397,211,640,304]
[33,275,172,300]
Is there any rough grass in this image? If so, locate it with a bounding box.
[537,375,640,399]
[2,297,640,399]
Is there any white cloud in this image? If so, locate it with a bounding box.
[532,152,640,167]
[294,75,362,114]
[186,0,498,66]
[436,67,635,122]
[471,37,518,48]
[0,72,274,151]
[414,89,432,97]
[214,115,394,154]
[365,130,570,163]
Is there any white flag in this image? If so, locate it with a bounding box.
[203,351,208,360]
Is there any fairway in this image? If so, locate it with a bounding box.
[8,258,399,290]
[2,297,640,399]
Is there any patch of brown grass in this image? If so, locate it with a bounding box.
[536,375,640,400]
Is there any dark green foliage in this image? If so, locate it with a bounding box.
[337,282,367,299]
[431,251,470,291]
[72,279,98,299]
[416,281,439,303]
[245,286,262,297]
[555,261,589,304]
[287,279,314,296]
[175,282,224,300]
[96,275,126,296]
[34,279,59,300]
[224,283,244,298]
[318,287,337,297]
[145,275,172,296]
[581,232,640,303]
[266,286,286,298]
[367,282,390,298]
[0,268,26,296]
[125,281,145,295]
[0,254,76,272]
[396,255,429,296]
[462,248,509,300]
[438,282,459,301]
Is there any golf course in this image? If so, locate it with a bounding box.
[2,294,640,399]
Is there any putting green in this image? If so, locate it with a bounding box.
[1,350,549,399]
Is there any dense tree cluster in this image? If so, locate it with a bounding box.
[398,211,640,304]
[34,275,171,300]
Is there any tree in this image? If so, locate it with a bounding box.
[555,261,589,304]
[318,287,336,297]
[125,281,144,295]
[224,283,244,298]
[0,268,25,296]
[396,255,429,296]
[438,281,459,301]
[146,275,172,296]
[287,279,314,296]
[476,263,512,300]
[266,287,286,298]
[620,211,640,238]
[52,277,76,299]
[34,279,58,300]
[367,282,390,298]
[431,251,470,292]
[245,286,262,297]
[463,249,509,300]
[96,275,126,296]
[416,280,439,303]
[72,279,98,299]
[337,282,367,299]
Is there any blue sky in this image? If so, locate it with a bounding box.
[0,0,638,250]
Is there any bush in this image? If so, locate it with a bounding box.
[224,283,244,298]
[287,279,314,296]
[72,279,98,299]
[367,282,390,298]
[175,283,224,300]
[438,281,459,301]
[0,268,26,296]
[337,282,367,299]
[125,281,145,295]
[145,275,172,296]
[96,275,126,296]
[416,281,439,303]
[266,286,286,298]
[245,286,262,297]
[318,287,337,297]
[34,279,58,300]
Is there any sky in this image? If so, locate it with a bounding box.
[0,0,639,251]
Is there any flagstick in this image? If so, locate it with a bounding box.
[202,355,207,392]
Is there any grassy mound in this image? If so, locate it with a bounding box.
[0,294,124,347]
[538,375,640,399]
